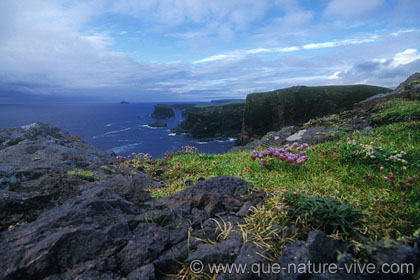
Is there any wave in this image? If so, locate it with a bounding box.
[93,127,132,139]
[139,124,161,130]
[168,133,176,136]
[109,142,144,154]
[216,137,236,143]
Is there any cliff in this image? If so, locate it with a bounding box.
[151,104,175,119]
[1,78,419,279]
[171,102,245,139]
[237,84,392,145]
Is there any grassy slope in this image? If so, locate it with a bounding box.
[120,98,420,256]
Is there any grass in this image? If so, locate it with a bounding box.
[67,169,99,181]
[371,98,420,125]
[119,98,420,259]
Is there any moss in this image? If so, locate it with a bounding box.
[31,157,41,162]
[100,165,116,174]
[372,98,420,125]
[67,169,99,181]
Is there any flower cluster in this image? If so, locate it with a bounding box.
[181,145,198,153]
[132,152,152,159]
[346,139,408,165]
[116,152,152,163]
[116,155,128,162]
[251,142,309,167]
[382,170,416,188]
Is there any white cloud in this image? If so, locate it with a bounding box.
[194,35,379,64]
[325,0,385,18]
[193,54,237,64]
[303,36,378,50]
[390,49,420,67]
[274,47,300,52]
[328,71,341,80]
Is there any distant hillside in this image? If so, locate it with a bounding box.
[237,84,392,144]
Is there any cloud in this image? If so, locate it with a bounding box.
[326,48,420,87]
[390,49,420,67]
[303,36,378,50]
[194,35,379,64]
[325,0,385,19]
[111,0,269,30]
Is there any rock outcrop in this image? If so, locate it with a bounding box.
[151,104,175,119]
[237,85,392,145]
[354,72,420,111]
[171,103,245,139]
[147,122,167,128]
[0,122,159,231]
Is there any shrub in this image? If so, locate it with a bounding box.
[283,192,364,235]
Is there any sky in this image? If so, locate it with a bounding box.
[0,0,419,102]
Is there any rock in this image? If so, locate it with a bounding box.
[0,186,138,279]
[271,231,351,280]
[154,176,264,222]
[147,122,167,128]
[233,126,296,151]
[127,264,156,280]
[237,85,392,145]
[0,122,119,231]
[151,104,175,119]
[120,101,129,104]
[0,170,266,279]
[217,242,269,280]
[102,175,153,203]
[354,72,420,111]
[185,178,194,186]
[234,126,337,151]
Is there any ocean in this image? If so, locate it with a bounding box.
[0,103,236,157]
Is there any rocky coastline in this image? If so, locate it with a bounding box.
[1,73,419,279]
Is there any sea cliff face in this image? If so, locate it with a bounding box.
[171,102,245,139]
[237,84,392,145]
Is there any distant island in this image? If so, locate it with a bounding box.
[120,101,129,104]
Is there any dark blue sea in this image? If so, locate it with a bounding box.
[0,103,235,157]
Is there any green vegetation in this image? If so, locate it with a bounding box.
[31,157,40,162]
[67,169,99,181]
[119,98,420,257]
[371,98,420,124]
[283,192,364,235]
[100,165,116,174]
[404,79,420,90]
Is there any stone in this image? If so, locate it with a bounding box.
[148,122,168,128]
